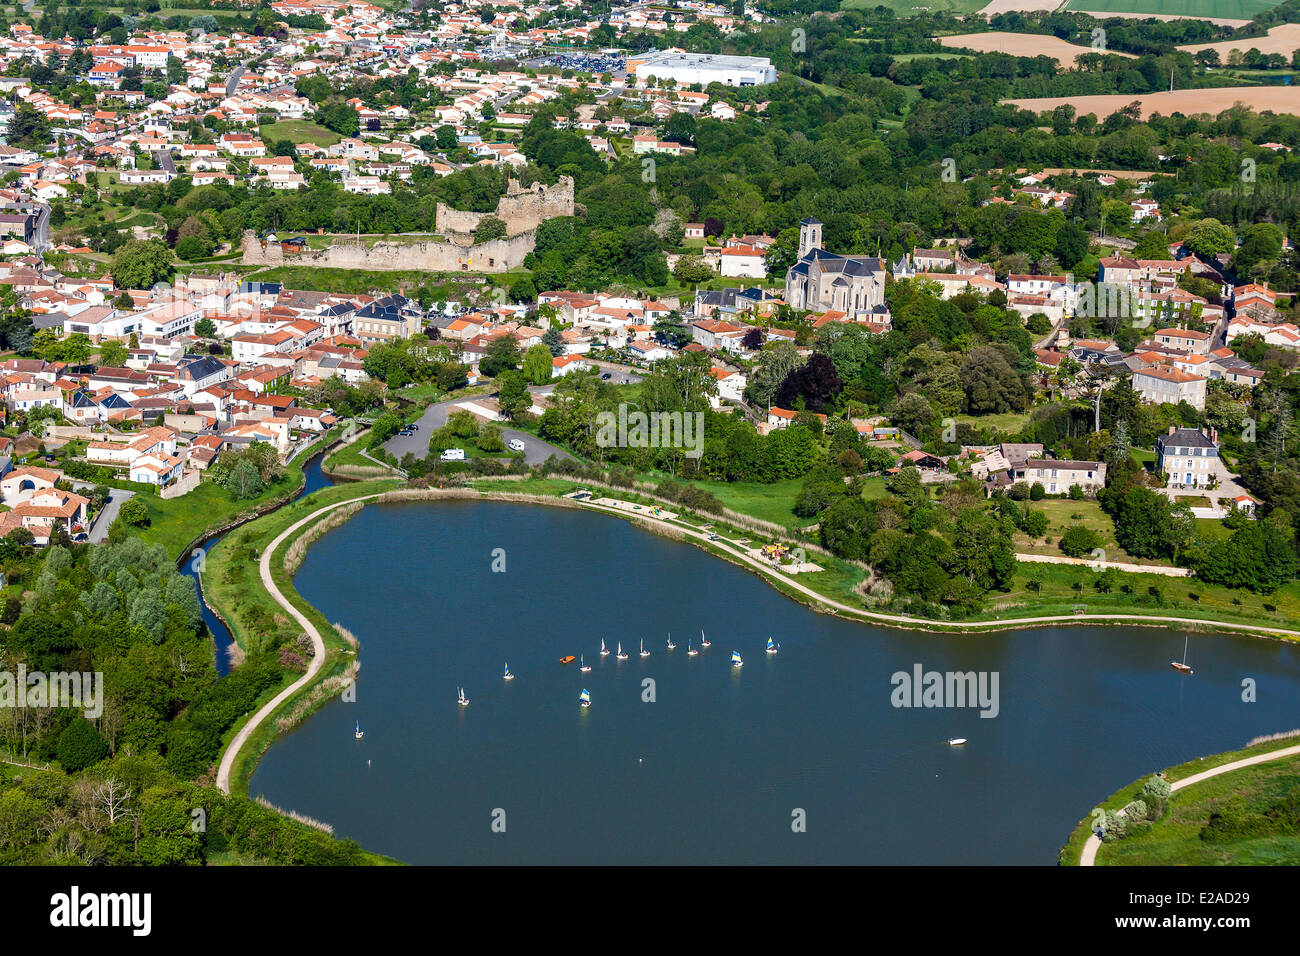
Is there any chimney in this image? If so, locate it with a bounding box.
[1169,425,1176,435]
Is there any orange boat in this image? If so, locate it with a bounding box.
[559,655,576,665]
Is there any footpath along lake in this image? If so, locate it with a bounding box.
[249,500,1300,864]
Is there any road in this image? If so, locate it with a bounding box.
[153,150,176,176]
[383,390,574,465]
[1078,742,1300,866]
[85,488,135,543]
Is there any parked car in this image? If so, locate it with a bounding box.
[508,438,526,452]
[440,448,466,461]
[601,372,612,380]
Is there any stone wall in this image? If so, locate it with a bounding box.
[435,175,574,238]
[242,230,536,273]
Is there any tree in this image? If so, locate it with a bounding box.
[1059,524,1102,558]
[522,343,554,386]
[194,317,217,338]
[1182,218,1236,258]
[473,217,508,244]
[496,369,531,419]
[57,718,109,773]
[1054,220,1089,270]
[118,497,150,527]
[111,239,173,290]
[672,255,714,285]
[541,326,565,357]
[5,102,50,148]
[480,336,521,377]
[97,340,128,368]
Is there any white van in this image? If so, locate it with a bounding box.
[440,448,466,461]
[508,438,526,452]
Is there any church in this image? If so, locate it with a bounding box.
[784,217,888,317]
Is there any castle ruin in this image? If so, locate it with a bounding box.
[240,176,576,274]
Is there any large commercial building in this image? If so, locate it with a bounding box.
[627,51,777,87]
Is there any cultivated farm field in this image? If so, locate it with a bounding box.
[937,30,1136,65]
[1178,21,1300,57]
[1007,85,1300,118]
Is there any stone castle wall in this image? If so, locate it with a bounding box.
[241,230,536,273]
[435,175,574,237]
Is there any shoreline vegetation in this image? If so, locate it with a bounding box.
[1061,730,1300,866]
[199,474,1300,844]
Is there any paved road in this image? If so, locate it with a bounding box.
[383,391,574,465]
[1079,742,1300,865]
[153,150,176,175]
[86,488,135,544]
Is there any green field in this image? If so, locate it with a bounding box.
[1098,752,1300,864]
[1065,0,1284,20]
[842,0,987,12]
[259,120,342,146]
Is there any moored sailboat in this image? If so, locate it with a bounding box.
[1171,636,1194,674]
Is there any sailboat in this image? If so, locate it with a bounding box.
[616,642,628,660]
[458,687,469,707]
[766,637,778,655]
[503,663,513,681]
[579,688,591,709]
[687,640,698,657]
[1171,636,1194,674]
[700,629,711,648]
[639,639,650,658]
[354,721,364,740]
[666,633,676,651]
[579,654,591,673]
[600,638,610,657]
[731,651,743,668]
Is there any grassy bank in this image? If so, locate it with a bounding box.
[1060,733,1300,865]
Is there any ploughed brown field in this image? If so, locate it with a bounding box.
[937,31,1136,66]
[1006,86,1300,119]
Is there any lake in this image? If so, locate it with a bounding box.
[249,500,1300,864]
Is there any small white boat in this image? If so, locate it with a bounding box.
[766,637,778,655]
[579,654,591,673]
[579,688,591,709]
[616,642,628,661]
[503,663,514,681]
[700,629,711,648]
[731,651,743,668]
[639,639,650,658]
[354,721,364,740]
[687,640,698,657]
[458,687,469,707]
[948,738,966,747]
[666,633,676,651]
[600,638,610,657]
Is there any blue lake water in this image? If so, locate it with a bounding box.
[248,500,1300,864]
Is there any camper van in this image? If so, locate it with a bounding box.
[508,438,526,452]
[440,448,466,461]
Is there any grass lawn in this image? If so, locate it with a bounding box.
[136,473,305,561]
[1098,752,1300,865]
[1010,497,1168,563]
[259,120,342,146]
[955,410,1033,434]
[843,0,987,11]
[1065,0,1283,19]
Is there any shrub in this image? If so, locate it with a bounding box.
[1059,524,1102,558]
[57,718,110,773]
[1029,481,1046,501]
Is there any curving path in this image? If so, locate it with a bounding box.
[215,493,387,794]
[1079,742,1300,866]
[572,497,1300,638]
